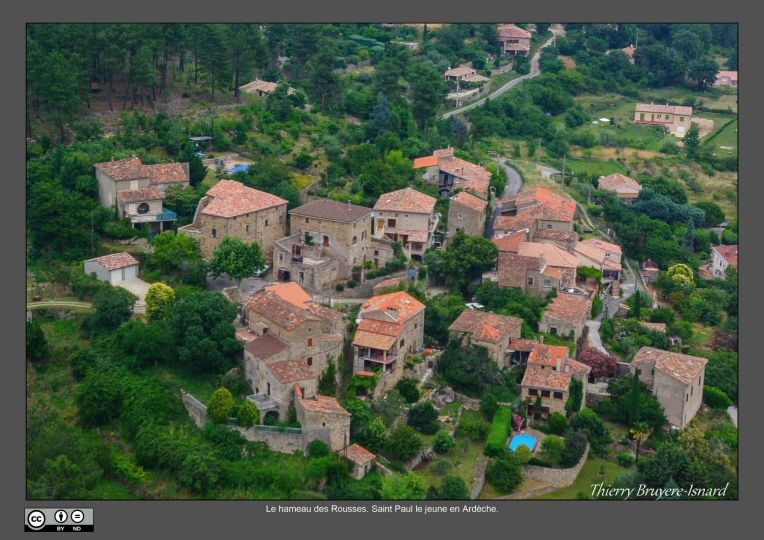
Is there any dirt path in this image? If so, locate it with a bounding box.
[27,301,92,310]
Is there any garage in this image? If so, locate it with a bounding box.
[83,252,141,285]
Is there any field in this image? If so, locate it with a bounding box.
[537,457,627,500]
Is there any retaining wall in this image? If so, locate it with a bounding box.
[521,444,590,488]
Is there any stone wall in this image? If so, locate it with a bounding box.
[181,390,208,428]
[521,443,590,487]
[235,426,306,454]
[470,454,489,499]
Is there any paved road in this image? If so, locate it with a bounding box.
[27,301,92,310]
[727,405,737,428]
[486,157,524,239]
[442,25,564,120]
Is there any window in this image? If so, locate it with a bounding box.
[307,337,313,348]
[307,357,313,366]
[388,218,396,227]
[245,224,250,233]
[686,394,689,402]
[130,180,138,190]
[137,202,149,215]
[543,278,551,288]
[458,213,464,220]
[414,323,417,329]
[651,368,654,376]
[322,422,326,427]
[305,218,309,223]
[527,277,534,285]
[352,236,357,244]
[279,215,284,224]
[541,390,550,398]
[553,391,563,400]
[211,228,217,238]
[267,383,271,396]
[279,253,284,262]
[665,114,670,120]
[639,113,645,121]
[374,250,379,256]
[400,339,405,348]
[528,388,538,396]
[637,368,641,375]
[691,386,693,396]
[679,116,684,122]
[550,327,557,336]
[265,219,269,226]
[299,271,304,283]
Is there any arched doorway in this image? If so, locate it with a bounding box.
[263,411,280,425]
[277,268,290,281]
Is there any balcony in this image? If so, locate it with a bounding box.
[129,207,178,224]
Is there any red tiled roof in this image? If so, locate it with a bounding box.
[245,333,289,360]
[542,293,591,326]
[598,173,641,194]
[640,322,667,334]
[713,245,738,268]
[360,291,425,325]
[445,65,476,78]
[449,310,522,344]
[240,79,279,94]
[413,155,439,169]
[492,231,526,253]
[497,24,531,39]
[352,330,397,351]
[145,163,189,185]
[118,187,163,203]
[632,347,708,385]
[203,180,288,218]
[357,318,404,337]
[267,358,314,384]
[622,45,636,58]
[521,366,571,392]
[635,103,693,116]
[86,252,139,271]
[528,343,570,368]
[451,191,488,213]
[509,338,538,352]
[264,281,313,308]
[565,358,592,379]
[299,395,350,416]
[290,198,372,223]
[374,187,437,214]
[396,229,429,243]
[501,188,577,223]
[497,252,540,288]
[518,242,578,269]
[245,282,342,331]
[579,238,622,255]
[534,229,578,244]
[716,70,738,82]
[345,444,376,466]
[95,157,146,180]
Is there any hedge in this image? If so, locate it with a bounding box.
[484,406,511,457]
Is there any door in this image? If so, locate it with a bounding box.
[323,235,330,247]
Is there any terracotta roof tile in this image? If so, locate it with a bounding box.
[632,347,708,385]
[266,358,314,384]
[299,395,350,416]
[352,330,397,351]
[203,180,288,218]
[499,188,576,224]
[357,318,403,337]
[449,310,522,343]
[374,187,436,214]
[598,173,641,193]
[534,229,578,243]
[579,238,622,255]
[451,191,488,213]
[497,252,540,288]
[240,79,279,94]
[518,242,578,269]
[635,103,693,116]
[509,338,538,352]
[359,291,425,325]
[542,293,591,326]
[521,366,571,392]
[492,231,526,253]
[118,187,164,203]
[497,24,532,39]
[144,163,189,185]
[245,333,289,360]
[94,157,146,180]
[716,70,738,82]
[444,65,476,77]
[713,245,738,267]
[528,343,570,368]
[345,443,376,465]
[265,281,313,308]
[413,155,439,168]
[290,198,372,223]
[86,252,139,271]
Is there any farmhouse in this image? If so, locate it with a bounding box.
[178,179,288,259]
[714,70,738,88]
[352,291,425,397]
[413,147,491,198]
[238,79,291,97]
[447,191,488,240]
[84,252,140,285]
[597,173,642,203]
[711,244,737,278]
[448,310,522,368]
[634,103,693,137]
[538,292,592,341]
[373,187,438,259]
[630,347,708,429]
[497,24,531,56]
[497,241,577,297]
[94,156,189,232]
[520,343,591,418]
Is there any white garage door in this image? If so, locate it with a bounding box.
[123,265,138,280]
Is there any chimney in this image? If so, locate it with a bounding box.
[386,307,399,321]
[556,356,561,372]
[347,200,351,210]
[539,335,544,344]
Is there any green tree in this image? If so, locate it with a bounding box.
[693,201,725,228]
[687,56,720,90]
[170,292,242,373]
[318,359,338,396]
[90,286,136,333]
[76,369,122,426]
[149,231,202,275]
[395,378,420,404]
[547,412,568,435]
[683,123,701,160]
[380,473,427,500]
[207,387,235,424]
[236,400,259,427]
[408,61,447,131]
[208,237,266,287]
[631,290,642,319]
[307,439,330,458]
[485,456,522,494]
[628,370,642,425]
[438,476,469,499]
[425,231,497,294]
[26,319,49,363]
[424,293,466,345]
[630,421,652,464]
[385,425,423,462]
[565,378,584,414]
[560,431,588,467]
[541,435,565,463]
[407,401,439,434]
[433,430,455,454]
[145,282,176,320]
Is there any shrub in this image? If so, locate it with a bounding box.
[346,279,358,288]
[307,439,331,458]
[616,452,636,468]
[541,435,565,464]
[407,401,439,434]
[431,459,452,476]
[335,283,345,292]
[547,412,568,435]
[236,400,259,428]
[485,456,522,494]
[480,392,499,419]
[456,414,490,442]
[433,430,455,454]
[513,445,532,464]
[703,386,732,410]
[560,431,588,467]
[395,378,420,404]
[438,475,469,499]
[207,388,235,424]
[484,407,511,457]
[385,426,423,462]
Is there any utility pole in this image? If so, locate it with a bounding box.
[561,153,566,183]
[536,138,541,165]
[90,211,94,255]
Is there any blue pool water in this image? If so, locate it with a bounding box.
[508,433,537,453]
[227,164,251,174]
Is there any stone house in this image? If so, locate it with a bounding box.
[497,242,577,297]
[448,310,522,369]
[369,237,397,269]
[447,191,488,241]
[83,252,140,285]
[538,292,592,341]
[239,79,282,96]
[598,173,642,204]
[497,24,532,56]
[352,291,425,397]
[373,187,438,259]
[295,389,351,452]
[630,347,708,429]
[178,179,288,259]
[256,357,318,420]
[94,156,189,232]
[520,343,591,418]
[711,244,737,278]
[273,233,348,292]
[714,71,738,88]
[242,282,344,417]
[444,65,489,94]
[575,238,623,282]
[494,188,576,240]
[634,103,693,137]
[343,444,376,480]
[413,147,491,198]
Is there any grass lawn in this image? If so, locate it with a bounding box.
[489,70,521,92]
[147,364,220,403]
[687,323,714,352]
[439,401,462,418]
[536,457,627,500]
[416,436,482,492]
[89,479,139,499]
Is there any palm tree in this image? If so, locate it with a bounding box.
[629,421,652,464]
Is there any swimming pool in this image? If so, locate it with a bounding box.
[227,164,251,174]
[508,433,537,453]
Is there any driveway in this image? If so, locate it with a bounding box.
[486,158,523,238]
[206,274,269,297]
[727,405,737,428]
[116,277,150,314]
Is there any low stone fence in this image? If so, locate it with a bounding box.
[615,362,631,377]
[234,425,305,454]
[181,390,208,428]
[521,443,590,488]
[470,454,489,499]
[408,446,435,470]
